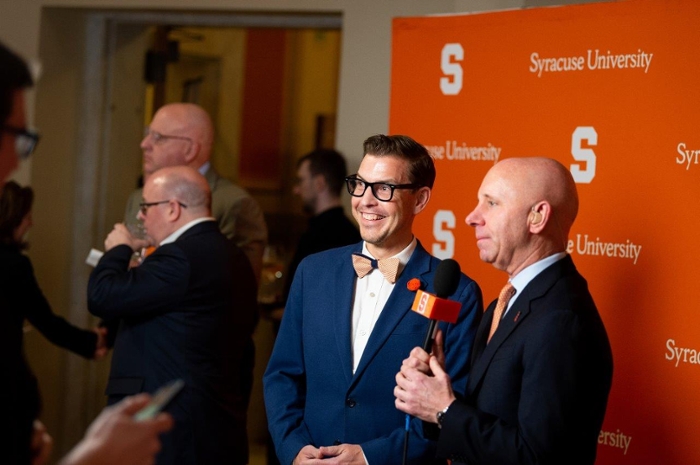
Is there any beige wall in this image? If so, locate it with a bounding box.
[0,0,598,460]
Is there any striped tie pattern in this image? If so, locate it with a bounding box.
[487,283,516,343]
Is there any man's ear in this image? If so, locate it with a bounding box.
[528,202,549,233]
[183,141,200,164]
[413,187,431,214]
[313,173,327,193]
[167,200,183,222]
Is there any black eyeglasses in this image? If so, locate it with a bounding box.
[344,175,420,202]
[139,200,188,215]
[143,128,193,145]
[2,126,40,159]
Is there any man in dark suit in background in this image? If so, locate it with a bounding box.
[89,166,258,465]
[283,148,361,305]
[395,157,613,465]
[264,135,482,465]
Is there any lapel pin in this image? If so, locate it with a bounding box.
[513,311,521,322]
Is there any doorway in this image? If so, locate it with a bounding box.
[32,8,341,461]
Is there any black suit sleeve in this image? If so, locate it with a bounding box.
[19,254,97,359]
[88,244,190,319]
[438,310,606,465]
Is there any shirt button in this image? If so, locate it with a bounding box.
[360,330,367,336]
[369,292,376,298]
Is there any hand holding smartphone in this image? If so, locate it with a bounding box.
[134,379,184,422]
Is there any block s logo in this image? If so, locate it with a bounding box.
[416,292,430,315]
[440,43,464,95]
[433,210,455,259]
[570,126,597,184]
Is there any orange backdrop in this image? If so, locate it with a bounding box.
[390,0,700,463]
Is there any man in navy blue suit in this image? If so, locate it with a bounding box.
[88,166,258,465]
[264,134,482,465]
[395,157,613,465]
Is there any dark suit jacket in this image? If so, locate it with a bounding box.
[282,206,361,302]
[263,241,483,465]
[88,221,258,465]
[0,243,97,465]
[437,255,613,465]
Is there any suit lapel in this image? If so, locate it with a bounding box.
[333,244,364,385]
[467,256,576,395]
[470,300,495,367]
[351,243,433,385]
[467,295,530,394]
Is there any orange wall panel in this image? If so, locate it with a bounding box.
[240,29,286,187]
[390,1,700,463]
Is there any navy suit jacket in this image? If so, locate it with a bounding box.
[263,241,482,465]
[437,255,613,465]
[88,221,258,465]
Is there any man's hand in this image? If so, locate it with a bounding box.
[293,445,323,464]
[104,223,151,252]
[30,420,53,465]
[403,329,446,376]
[317,444,365,464]
[394,330,456,423]
[92,327,109,360]
[58,394,173,465]
[293,444,366,465]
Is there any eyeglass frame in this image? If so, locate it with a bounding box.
[2,125,40,159]
[138,200,188,215]
[143,127,193,145]
[344,175,421,202]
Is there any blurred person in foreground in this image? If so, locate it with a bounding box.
[0,40,112,465]
[58,394,173,465]
[395,157,613,465]
[89,166,258,465]
[264,134,482,465]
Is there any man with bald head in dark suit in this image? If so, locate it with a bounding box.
[89,166,258,465]
[395,157,613,465]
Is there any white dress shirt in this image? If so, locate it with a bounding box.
[504,252,567,317]
[351,238,417,373]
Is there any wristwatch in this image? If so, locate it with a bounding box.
[436,404,451,428]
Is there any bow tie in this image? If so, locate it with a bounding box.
[351,253,401,284]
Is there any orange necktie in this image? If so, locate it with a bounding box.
[351,253,400,284]
[487,283,516,343]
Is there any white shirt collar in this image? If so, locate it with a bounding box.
[159,217,216,246]
[505,252,567,315]
[198,161,211,176]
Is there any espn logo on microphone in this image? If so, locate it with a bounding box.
[411,290,461,324]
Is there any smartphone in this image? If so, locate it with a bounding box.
[134,379,184,422]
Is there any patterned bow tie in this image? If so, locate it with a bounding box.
[351,253,401,284]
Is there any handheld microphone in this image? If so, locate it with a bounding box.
[402,259,463,465]
[411,258,462,352]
